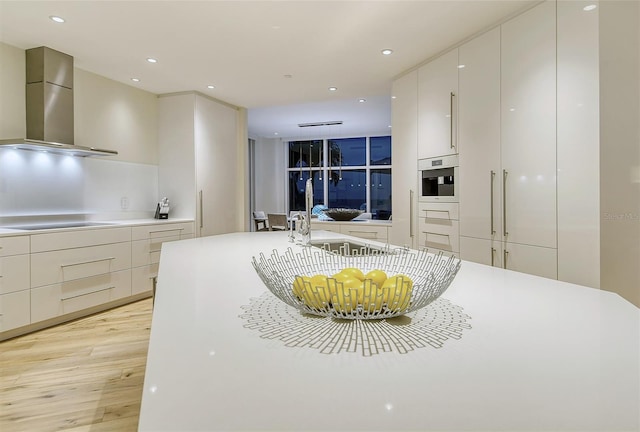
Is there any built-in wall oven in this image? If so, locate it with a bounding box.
[418,155,459,202]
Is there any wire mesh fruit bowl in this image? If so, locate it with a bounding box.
[251,245,461,319]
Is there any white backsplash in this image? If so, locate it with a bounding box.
[0,148,158,220]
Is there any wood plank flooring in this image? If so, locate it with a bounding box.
[0,298,153,432]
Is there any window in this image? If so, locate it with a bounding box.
[287,136,392,219]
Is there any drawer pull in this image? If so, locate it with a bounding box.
[148,228,184,235]
[345,230,378,237]
[61,286,115,301]
[423,231,450,238]
[409,190,414,238]
[61,257,115,268]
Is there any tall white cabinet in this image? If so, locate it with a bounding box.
[389,70,418,248]
[459,1,558,279]
[458,27,502,267]
[158,92,241,237]
[417,49,459,159]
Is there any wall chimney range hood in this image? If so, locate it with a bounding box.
[0,47,118,157]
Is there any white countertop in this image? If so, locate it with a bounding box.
[0,218,194,236]
[139,231,640,432]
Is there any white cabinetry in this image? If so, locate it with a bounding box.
[0,236,30,331]
[158,93,241,238]
[131,222,195,295]
[311,221,389,243]
[417,49,459,159]
[501,0,557,250]
[389,70,418,248]
[458,2,558,279]
[417,202,459,258]
[30,227,132,322]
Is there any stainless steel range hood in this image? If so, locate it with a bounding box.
[0,47,117,157]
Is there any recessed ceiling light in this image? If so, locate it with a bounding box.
[50,16,65,23]
[358,98,366,103]
[458,64,466,69]
[381,49,393,55]
[147,58,158,63]
[207,85,215,89]
[131,78,140,82]
[391,96,397,99]
[583,4,597,11]
[274,132,279,136]
[328,87,337,91]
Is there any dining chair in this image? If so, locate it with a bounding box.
[267,213,288,231]
[253,211,268,231]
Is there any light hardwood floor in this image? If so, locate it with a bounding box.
[0,298,153,432]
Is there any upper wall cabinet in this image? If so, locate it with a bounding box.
[417,49,459,159]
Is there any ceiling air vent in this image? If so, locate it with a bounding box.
[298,121,343,128]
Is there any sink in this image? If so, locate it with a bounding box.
[309,239,393,256]
[5,222,115,230]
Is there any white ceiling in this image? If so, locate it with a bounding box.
[0,0,536,139]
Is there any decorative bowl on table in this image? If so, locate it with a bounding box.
[323,208,363,221]
[251,246,461,320]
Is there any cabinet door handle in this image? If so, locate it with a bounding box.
[409,190,414,238]
[423,231,450,238]
[502,169,508,237]
[450,92,456,150]
[199,190,204,229]
[61,286,115,301]
[503,249,509,269]
[491,247,496,267]
[61,257,115,268]
[148,228,184,235]
[490,170,496,235]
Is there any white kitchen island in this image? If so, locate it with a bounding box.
[139,231,639,432]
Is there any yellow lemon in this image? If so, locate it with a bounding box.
[364,269,388,288]
[359,280,384,314]
[303,274,331,308]
[332,277,362,313]
[292,275,311,299]
[382,275,413,312]
[339,267,365,281]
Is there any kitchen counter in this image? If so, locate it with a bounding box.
[0,218,194,236]
[312,218,392,226]
[139,231,639,432]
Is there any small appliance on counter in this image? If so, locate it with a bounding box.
[155,197,170,219]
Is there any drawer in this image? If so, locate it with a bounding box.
[31,242,131,288]
[340,224,388,242]
[310,221,341,234]
[418,202,459,221]
[132,263,159,295]
[132,222,194,241]
[0,290,30,332]
[31,227,131,253]
[0,236,30,257]
[132,234,181,267]
[418,219,460,252]
[420,246,460,260]
[31,269,132,323]
[0,254,30,294]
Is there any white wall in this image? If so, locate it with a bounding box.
[253,137,286,214]
[0,43,25,139]
[599,0,640,307]
[0,42,161,220]
[157,93,196,220]
[75,69,158,165]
